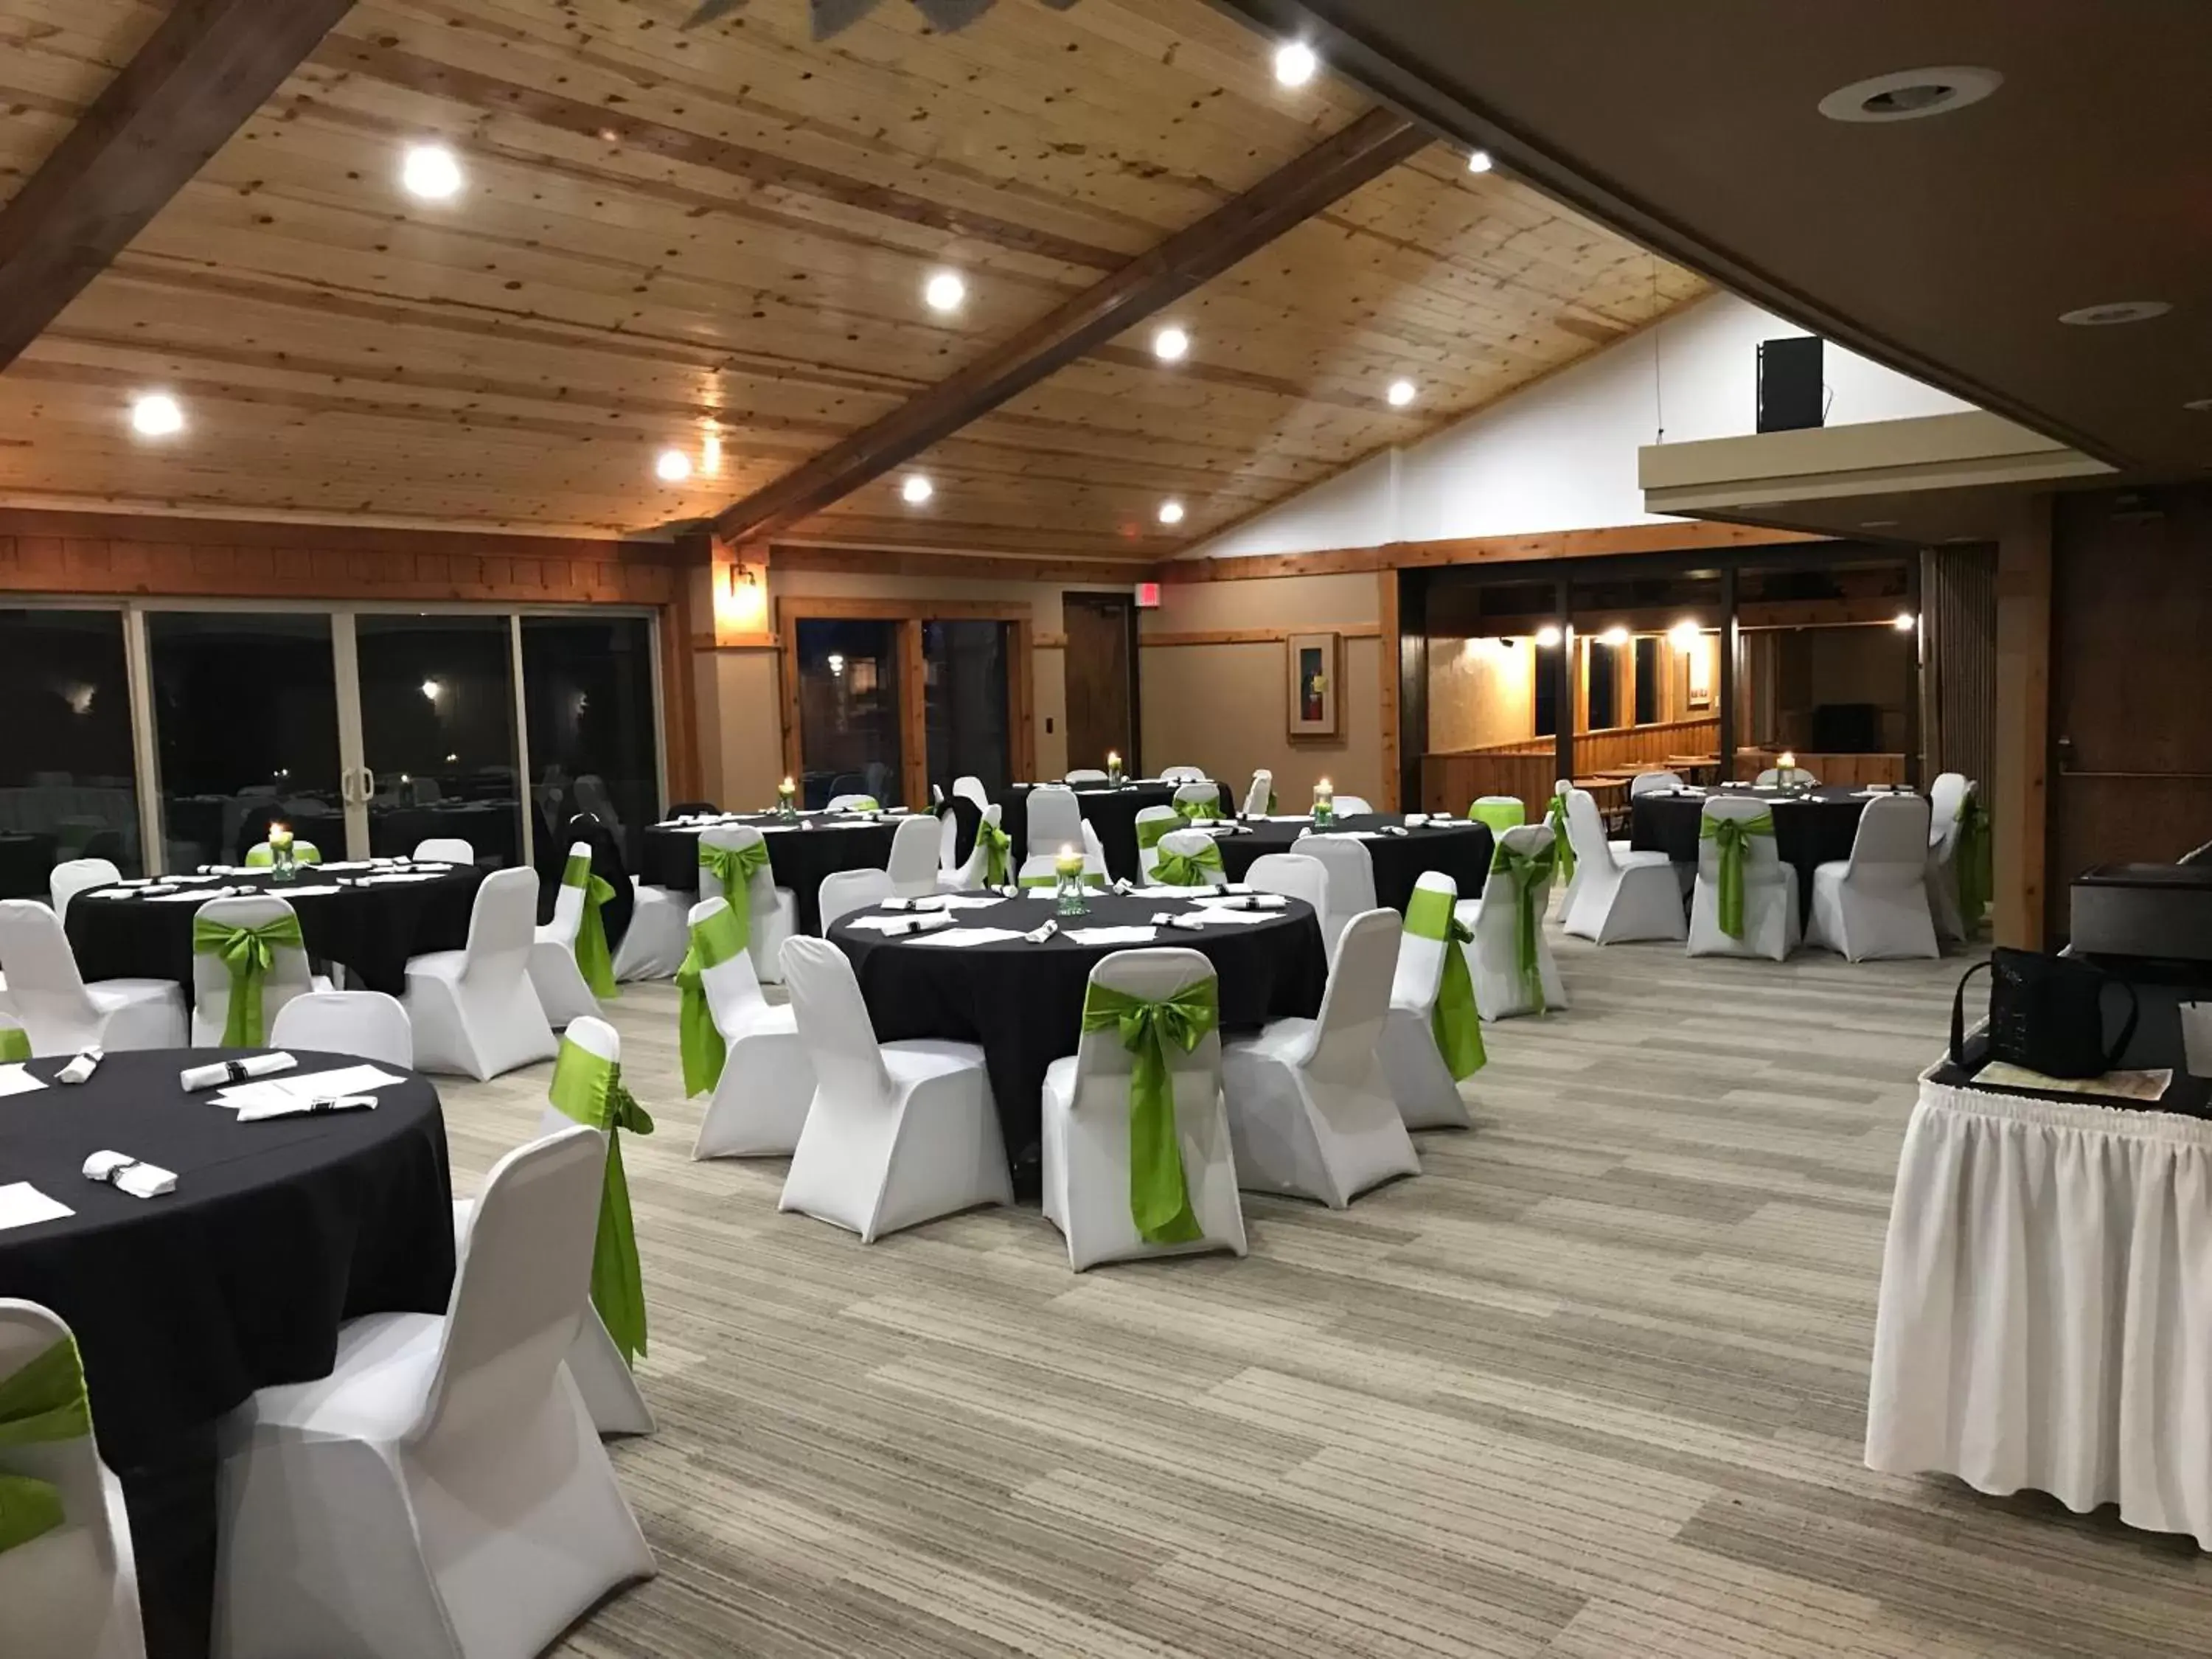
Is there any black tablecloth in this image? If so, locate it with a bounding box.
[1217,815,1496,912]
[0,1048,454,1658]
[1003,782,1233,883]
[66,863,484,1002]
[832,892,1326,1191]
[639,813,902,933]
[1630,785,1900,916]
[0,830,56,899]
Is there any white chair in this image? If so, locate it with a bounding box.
[1243,770,1274,817]
[0,900,184,1057]
[1023,785,1085,866]
[1927,776,1980,943]
[243,840,322,866]
[1629,771,1684,798]
[818,868,894,931]
[1465,824,1570,1016]
[1807,794,1941,962]
[886,813,942,899]
[1380,872,1475,1132]
[1065,768,1110,785]
[686,900,813,1160]
[0,1301,145,1659]
[402,867,557,1080]
[1330,795,1375,818]
[212,1126,655,1659]
[1928,772,1969,846]
[1295,834,1377,958]
[411,838,475,866]
[1041,950,1246,1271]
[269,991,414,1069]
[1150,827,1227,892]
[1466,796,1527,835]
[951,775,989,812]
[940,803,1009,891]
[826,793,881,812]
[1559,790,1686,945]
[448,1017,655,1440]
[1687,796,1801,961]
[776,937,1013,1242]
[1172,782,1224,820]
[1756,766,1820,787]
[611,870,689,984]
[49,858,120,923]
[1133,805,1183,886]
[1157,765,1208,785]
[698,824,797,986]
[527,840,602,1030]
[936,800,961,876]
[1222,908,1420,1208]
[1245,852,1328,914]
[188,896,316,1048]
[1080,818,1109,872]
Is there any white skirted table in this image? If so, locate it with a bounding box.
[1866,1001,2212,1547]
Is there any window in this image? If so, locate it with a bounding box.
[356,614,522,866]
[795,619,902,809]
[1633,636,1660,726]
[0,609,142,889]
[1587,639,1619,730]
[924,620,1011,799]
[522,616,661,866]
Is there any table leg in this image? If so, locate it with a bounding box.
[116,1425,220,1659]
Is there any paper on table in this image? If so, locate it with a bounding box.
[271,883,344,897]
[843,912,954,935]
[911,928,1027,948]
[1065,926,1160,945]
[908,894,1004,911]
[357,872,443,885]
[1169,906,1272,925]
[149,889,220,902]
[0,1182,72,1231]
[0,1064,46,1098]
[1976,1061,2174,1102]
[1259,814,1315,823]
[216,1064,408,1110]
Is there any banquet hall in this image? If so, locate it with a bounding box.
[0,2,2208,1656]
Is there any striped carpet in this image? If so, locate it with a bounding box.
[437,931,2212,1658]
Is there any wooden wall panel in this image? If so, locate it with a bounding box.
[1921,543,1997,787]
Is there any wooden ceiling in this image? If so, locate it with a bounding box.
[0,0,1706,554]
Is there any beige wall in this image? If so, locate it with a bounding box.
[1429,636,1537,751]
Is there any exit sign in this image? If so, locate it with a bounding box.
[1135,582,1161,608]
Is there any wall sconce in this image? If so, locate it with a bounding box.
[714,557,769,639]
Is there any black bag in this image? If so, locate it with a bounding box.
[1950,947,2139,1079]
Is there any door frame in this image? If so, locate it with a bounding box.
[1062,589,1141,778]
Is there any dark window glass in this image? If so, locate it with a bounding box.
[0,609,141,889]
[522,615,661,867]
[924,620,1010,799]
[1587,639,1619,730]
[356,615,523,867]
[1633,636,1660,726]
[1533,641,1559,737]
[796,619,902,809]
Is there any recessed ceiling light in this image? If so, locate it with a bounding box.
[128,392,184,438]
[1534,625,1562,648]
[901,474,934,505]
[400,144,463,201]
[1597,625,1630,647]
[924,271,966,313]
[654,448,692,483]
[2059,300,2172,327]
[1273,41,1318,87]
[1386,378,1417,408]
[1818,66,2003,124]
[1152,325,1190,363]
[1158,500,1186,526]
[1467,150,1494,174]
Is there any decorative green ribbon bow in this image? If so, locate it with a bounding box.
[1699,811,1775,940]
[1955,793,1992,924]
[1489,840,1557,1012]
[673,903,747,1097]
[1152,839,1225,888]
[563,851,619,1000]
[0,1025,27,1064]
[1467,798,1527,835]
[698,838,773,942]
[975,818,1012,886]
[1545,793,1576,884]
[1403,885,1485,1079]
[1174,793,1221,824]
[244,841,321,867]
[1080,978,1218,1245]
[0,1335,93,1557]
[547,1039,655,1367]
[840,796,880,813]
[191,911,307,1046]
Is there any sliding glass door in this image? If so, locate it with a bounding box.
[351,614,524,867]
[794,619,903,810]
[521,615,660,867]
[0,608,144,890]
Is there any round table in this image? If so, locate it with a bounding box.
[0,1047,454,1656]
[1217,815,1496,912]
[0,830,57,899]
[1630,785,1910,917]
[639,811,902,933]
[66,861,484,1003]
[1002,782,1234,883]
[830,891,1326,1190]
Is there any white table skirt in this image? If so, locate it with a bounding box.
[1865,1073,2212,1546]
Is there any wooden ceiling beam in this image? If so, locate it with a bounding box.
[714,107,1430,544]
[0,0,355,372]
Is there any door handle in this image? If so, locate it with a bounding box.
[340,767,358,807]
[361,766,378,801]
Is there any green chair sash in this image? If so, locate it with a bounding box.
[1699,811,1775,940]
[0,1026,27,1064]
[548,1040,656,1366]
[1173,793,1221,824]
[1955,793,1992,925]
[1135,816,1179,852]
[1488,840,1557,1012]
[674,904,748,1097]
[1152,840,1225,888]
[1403,885,1485,1079]
[243,841,321,867]
[191,911,307,1046]
[1080,978,1218,1245]
[840,796,880,812]
[975,818,1012,886]
[1467,798,1527,835]
[698,838,773,941]
[0,1335,92,1557]
[563,851,619,1000]
[1545,793,1576,885]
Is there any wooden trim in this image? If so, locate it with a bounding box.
[775,599,803,788]
[770,543,1151,586]
[659,574,700,804]
[1011,619,1038,784]
[689,632,780,652]
[0,508,659,563]
[779,595,1033,624]
[0,0,356,370]
[1994,499,2052,950]
[714,108,1427,541]
[897,619,928,811]
[1138,623,1382,647]
[1155,521,1830,584]
[1377,568,1401,810]
[1034,633,1068,650]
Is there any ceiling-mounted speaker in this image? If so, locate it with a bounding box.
[1756,336,1825,434]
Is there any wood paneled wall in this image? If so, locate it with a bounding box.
[1921,544,1997,787]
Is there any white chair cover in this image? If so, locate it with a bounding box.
[189,895,316,1048]
[1064,768,1110,785]
[1243,770,1274,817]
[826,793,881,812]
[0,900,184,1057]
[49,858,120,924]
[268,991,414,1069]
[1559,790,1685,945]
[1686,796,1801,961]
[0,1301,145,1659]
[1221,908,1421,1208]
[776,937,1012,1241]
[941,804,1006,891]
[1927,772,1969,845]
[936,801,961,875]
[1023,785,1084,866]
[1295,835,1376,957]
[402,866,557,1079]
[1330,795,1374,818]
[611,873,689,984]
[1756,766,1821,787]
[1466,824,1569,1017]
[1172,782,1223,818]
[1156,765,1208,785]
[818,869,894,931]
[1243,853,1327,914]
[1806,794,1939,961]
[1040,948,1245,1271]
[698,824,796,985]
[1149,827,1225,892]
[411,838,475,866]
[528,840,602,1029]
[1379,870,1472,1131]
[952,775,990,811]
[885,814,941,899]
[1629,771,1684,798]
[688,899,813,1160]
[214,1125,655,1659]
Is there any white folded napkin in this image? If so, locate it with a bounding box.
[83,1151,176,1198]
[1110,878,1137,896]
[57,1048,102,1085]
[881,895,949,912]
[911,928,1025,948]
[236,1093,378,1123]
[182,1052,297,1092]
[0,1182,72,1231]
[1023,919,1059,945]
[1151,911,1211,932]
[1402,813,1430,826]
[1378,824,1412,837]
[885,911,955,936]
[1066,925,1160,945]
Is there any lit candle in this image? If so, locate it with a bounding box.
[1315,777,1334,803]
[1777,751,1797,771]
[1106,750,1120,771]
[1055,843,1083,877]
[267,822,293,850]
[777,776,795,801]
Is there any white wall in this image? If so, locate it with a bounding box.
[1194,291,1975,559]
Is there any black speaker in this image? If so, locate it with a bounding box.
[1757,336,1825,433]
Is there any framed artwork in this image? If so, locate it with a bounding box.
[1285,631,1340,737]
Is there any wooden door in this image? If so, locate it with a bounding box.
[1062,593,1135,774]
[2047,486,2212,938]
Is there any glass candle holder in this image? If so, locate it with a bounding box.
[1054,851,1091,917]
[776,777,799,822]
[1311,782,1335,830]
